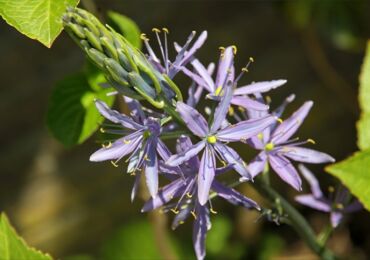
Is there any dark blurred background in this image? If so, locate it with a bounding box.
[1,0,369,259]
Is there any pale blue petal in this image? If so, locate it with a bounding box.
[269,154,302,191]
[198,146,216,205]
[167,141,206,166]
[234,80,287,95]
[282,146,335,164]
[176,102,209,137]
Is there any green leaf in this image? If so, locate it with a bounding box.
[0,213,52,260]
[107,11,141,49]
[206,216,232,255]
[357,41,370,150]
[0,0,79,47]
[326,150,370,211]
[47,65,114,147]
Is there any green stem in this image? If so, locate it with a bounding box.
[253,178,336,260]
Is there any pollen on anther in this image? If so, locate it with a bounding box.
[140,33,148,41]
[171,208,179,214]
[231,45,237,55]
[152,27,161,33]
[191,210,197,220]
[249,57,254,62]
[111,161,119,167]
[210,208,218,214]
[123,139,131,144]
[162,27,169,34]
[307,138,316,144]
[100,127,105,133]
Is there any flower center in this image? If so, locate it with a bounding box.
[207,135,217,144]
[265,142,275,151]
[214,86,223,96]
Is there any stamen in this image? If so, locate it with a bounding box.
[207,135,217,144]
[186,192,193,198]
[152,27,167,72]
[171,208,179,214]
[152,27,161,33]
[111,161,119,167]
[162,28,169,73]
[276,117,283,124]
[162,27,169,34]
[123,139,131,144]
[265,142,275,151]
[231,45,237,55]
[235,56,254,82]
[140,33,149,41]
[307,138,316,144]
[219,46,225,58]
[238,106,245,112]
[228,106,234,116]
[191,210,197,219]
[215,86,223,96]
[100,127,105,133]
[328,186,335,193]
[336,203,344,209]
[210,208,218,214]
[257,133,264,140]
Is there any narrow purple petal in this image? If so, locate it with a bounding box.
[271,101,313,144]
[191,59,215,92]
[145,138,159,198]
[176,102,209,137]
[269,154,302,191]
[215,46,234,88]
[178,31,208,68]
[176,135,200,167]
[234,80,287,95]
[172,206,192,230]
[212,181,260,210]
[95,99,143,130]
[248,152,268,178]
[211,83,233,132]
[231,96,269,111]
[297,164,323,198]
[131,173,141,202]
[89,132,143,162]
[167,140,206,167]
[198,146,216,205]
[295,194,331,212]
[217,115,275,142]
[141,178,186,212]
[282,146,335,164]
[193,205,208,260]
[157,139,172,161]
[180,66,209,90]
[123,96,146,123]
[330,212,343,228]
[213,142,251,180]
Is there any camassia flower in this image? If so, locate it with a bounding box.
[142,28,207,78]
[89,99,170,198]
[178,45,287,110]
[166,85,276,205]
[248,99,335,190]
[295,165,362,227]
[142,136,259,260]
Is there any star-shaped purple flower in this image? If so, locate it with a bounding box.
[248,97,335,190]
[295,165,362,228]
[178,45,287,111]
[166,85,276,205]
[142,136,259,260]
[89,99,170,198]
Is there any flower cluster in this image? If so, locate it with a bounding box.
[64,7,351,260]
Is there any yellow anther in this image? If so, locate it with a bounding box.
[265,96,272,104]
[231,45,237,55]
[218,46,225,52]
[103,142,112,148]
[221,160,227,167]
[210,208,218,214]
[238,106,245,112]
[162,27,169,33]
[179,221,185,225]
[130,172,136,176]
[152,28,161,33]
[307,138,316,144]
[249,57,254,62]
[123,139,131,144]
[257,133,264,140]
[215,86,223,96]
[241,67,249,73]
[111,161,119,167]
[171,208,179,214]
[140,33,148,41]
[144,155,150,162]
[186,192,193,198]
[265,142,275,151]
[191,210,197,220]
[276,117,283,124]
[207,135,217,144]
[328,186,335,193]
[336,203,344,209]
[242,161,248,168]
[228,106,234,116]
[100,127,105,133]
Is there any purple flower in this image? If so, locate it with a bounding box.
[142,136,259,260]
[166,85,276,205]
[295,165,362,228]
[248,98,335,190]
[142,28,208,78]
[89,99,170,198]
[177,45,287,110]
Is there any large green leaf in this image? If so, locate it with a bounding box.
[0,213,52,260]
[326,150,370,211]
[0,0,79,47]
[47,65,114,147]
[107,11,142,49]
[357,41,370,150]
